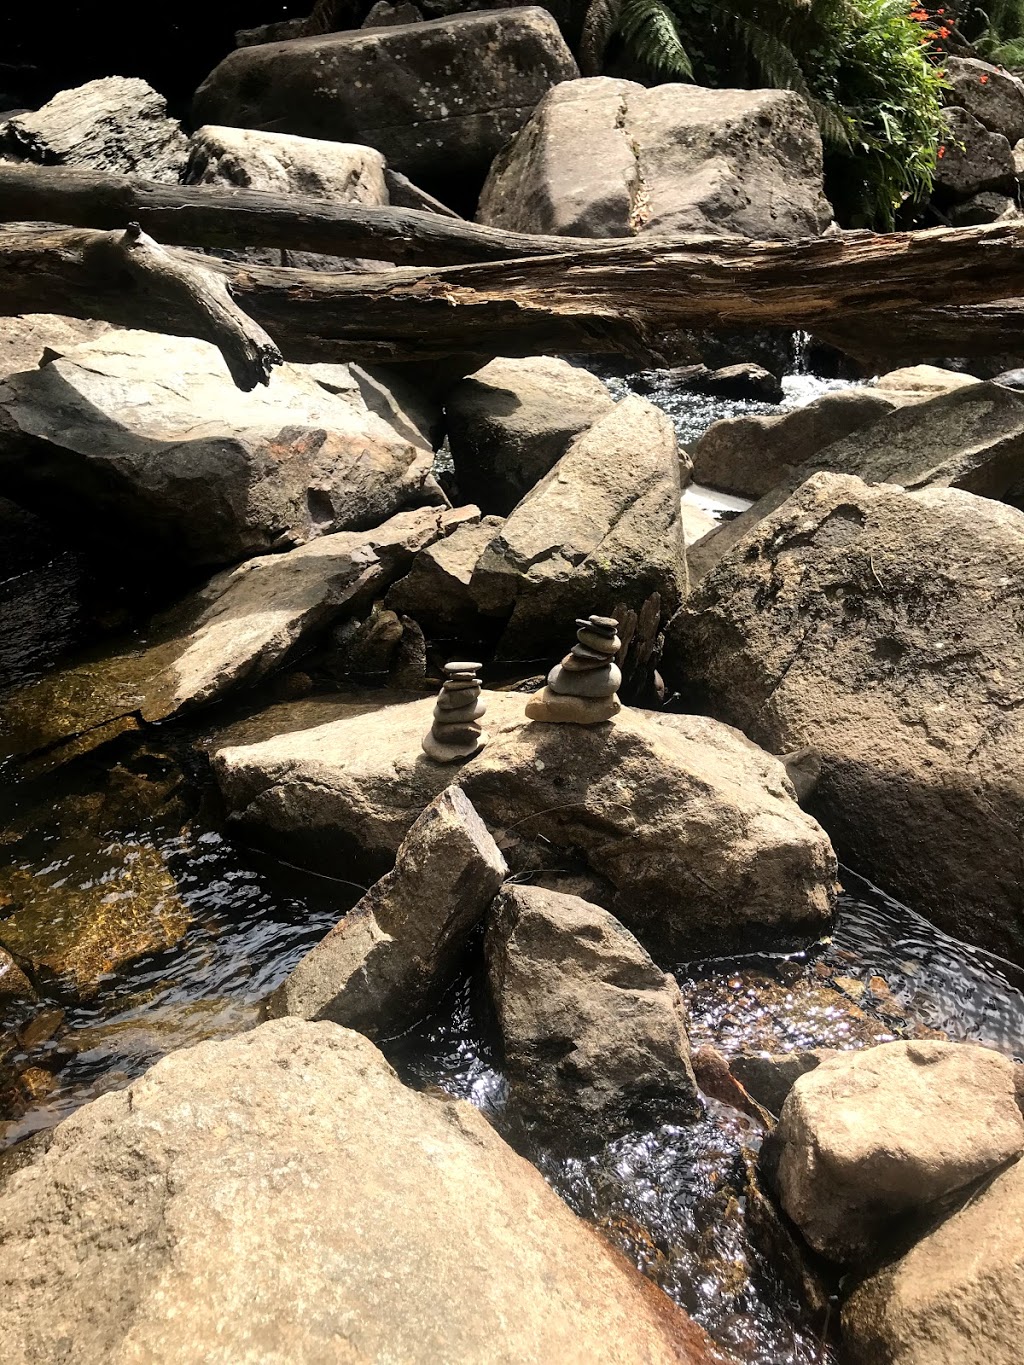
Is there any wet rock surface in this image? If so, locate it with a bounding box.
[669,472,1024,961]
[0,1019,723,1365]
[486,884,700,1141]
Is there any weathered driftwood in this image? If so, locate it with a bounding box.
[6,220,1024,384]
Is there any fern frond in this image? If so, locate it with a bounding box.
[726,12,810,97]
[618,0,695,79]
[580,0,624,76]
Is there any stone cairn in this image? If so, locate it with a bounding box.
[422,660,489,762]
[525,615,622,724]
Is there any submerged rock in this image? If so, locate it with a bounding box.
[266,787,506,1035]
[842,1146,1024,1365]
[0,506,452,765]
[0,77,188,181]
[213,695,837,959]
[470,396,686,659]
[0,948,35,1004]
[668,472,1024,960]
[193,10,578,192]
[0,1019,723,1364]
[444,356,615,517]
[477,77,832,239]
[486,884,700,1141]
[771,1040,1024,1263]
[0,330,441,571]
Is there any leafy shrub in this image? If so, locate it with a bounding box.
[583,0,948,229]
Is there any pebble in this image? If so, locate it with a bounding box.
[547,662,621,698]
[576,628,621,656]
[421,729,488,763]
[444,661,484,675]
[434,697,485,722]
[525,688,621,725]
[431,720,484,746]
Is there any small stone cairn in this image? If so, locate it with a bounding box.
[525,615,622,724]
[422,660,489,762]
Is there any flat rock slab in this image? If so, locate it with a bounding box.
[266,786,507,1035]
[193,9,578,191]
[668,472,1024,961]
[486,884,699,1141]
[0,506,450,766]
[773,1040,1024,1262]
[477,77,832,239]
[0,329,439,570]
[213,694,836,959]
[469,394,687,659]
[0,1018,723,1364]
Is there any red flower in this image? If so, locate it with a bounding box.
[938,145,946,158]
[980,73,990,83]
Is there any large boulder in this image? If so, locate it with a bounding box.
[486,884,699,1140]
[666,472,1024,960]
[688,379,1024,579]
[935,106,1014,197]
[477,77,832,239]
[266,787,507,1035]
[842,1149,1024,1365]
[771,1041,1024,1262]
[0,1019,723,1364]
[444,356,615,516]
[385,511,503,630]
[0,506,452,765]
[0,77,188,181]
[946,56,1024,144]
[213,695,837,959]
[193,10,579,194]
[469,395,686,658]
[0,330,441,570]
[185,125,388,203]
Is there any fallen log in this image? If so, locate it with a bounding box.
[5,221,1024,384]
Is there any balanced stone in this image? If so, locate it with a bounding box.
[576,616,618,635]
[577,628,621,655]
[548,662,621,698]
[423,661,489,762]
[525,689,622,725]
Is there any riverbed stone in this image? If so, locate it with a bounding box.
[185,125,388,203]
[486,884,699,1140]
[946,56,1024,144]
[0,1018,724,1364]
[772,1041,1024,1263]
[469,395,686,658]
[0,329,441,571]
[687,381,1024,583]
[445,356,616,516]
[193,9,579,194]
[0,948,35,1004]
[935,106,1015,197]
[0,76,188,181]
[842,1147,1024,1365]
[667,472,1024,960]
[477,77,831,239]
[266,787,506,1035]
[0,506,453,766]
[213,695,836,960]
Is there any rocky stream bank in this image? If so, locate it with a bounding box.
[3,13,1024,1365]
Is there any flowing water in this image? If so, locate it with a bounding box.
[2,366,1022,1363]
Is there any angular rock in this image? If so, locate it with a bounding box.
[688,381,1024,582]
[935,106,1014,197]
[0,948,35,1004]
[445,356,615,516]
[842,1149,1024,1365]
[728,1049,833,1118]
[671,474,1024,958]
[185,125,388,203]
[0,842,190,1000]
[948,189,1023,225]
[193,10,579,194]
[0,314,110,385]
[772,1041,1024,1263]
[486,884,699,1140]
[946,56,1024,144]
[266,787,507,1034]
[469,396,686,658]
[477,77,831,240]
[699,363,784,403]
[0,330,440,570]
[691,388,899,500]
[0,77,188,182]
[213,695,837,959]
[364,0,425,25]
[386,511,502,630]
[235,17,307,46]
[0,506,451,765]
[0,1019,723,1364]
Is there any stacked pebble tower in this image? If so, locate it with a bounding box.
[525,615,622,724]
[421,660,489,762]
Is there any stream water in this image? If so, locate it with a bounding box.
[3,366,1023,1363]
